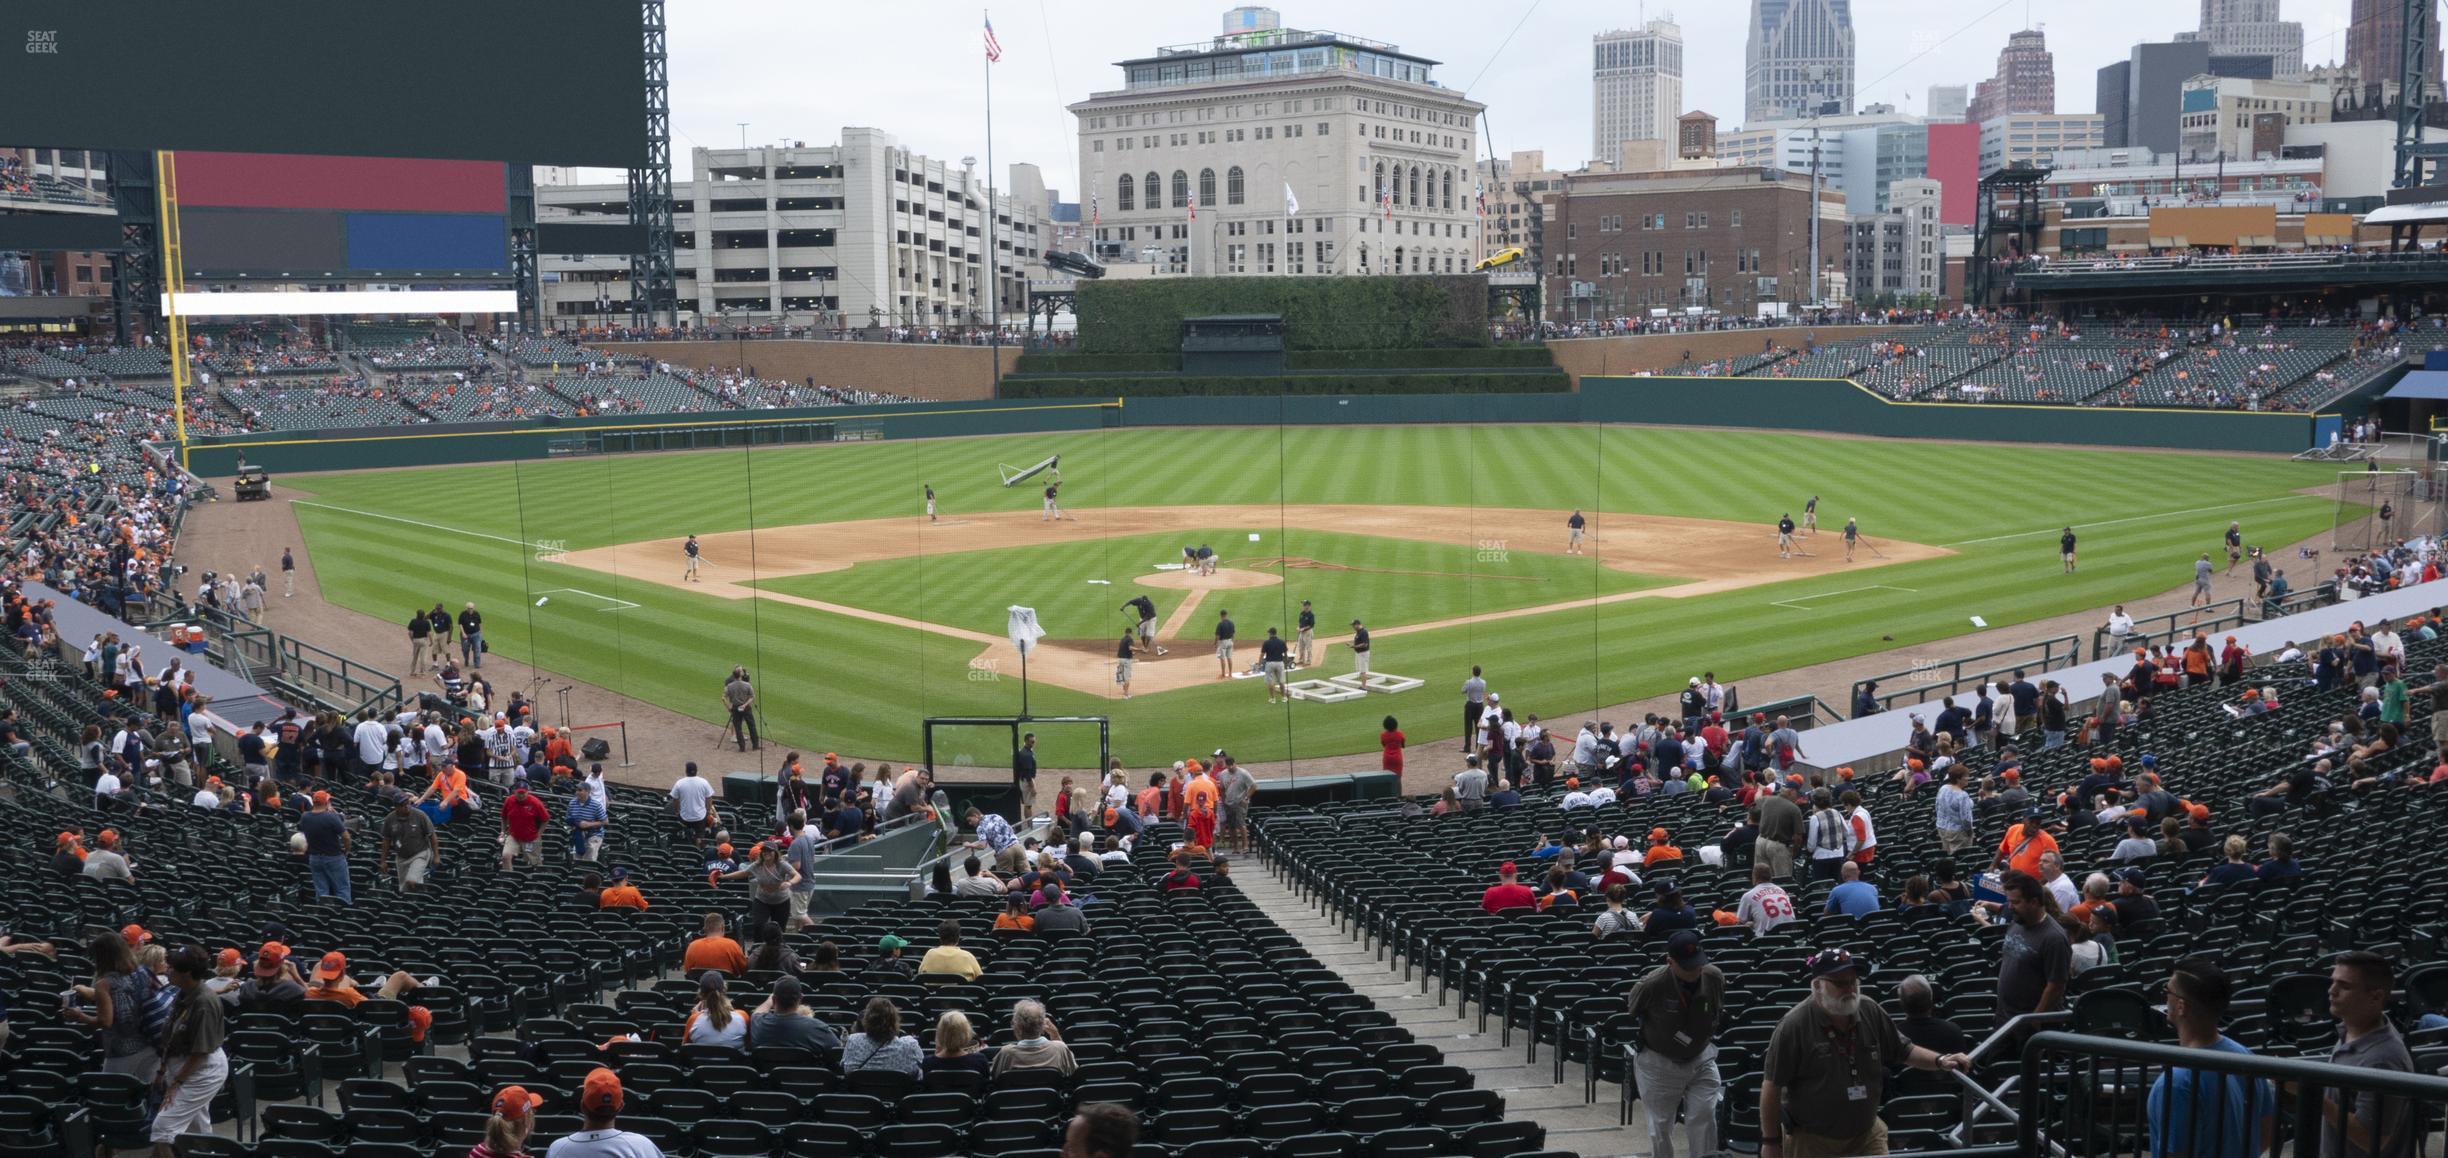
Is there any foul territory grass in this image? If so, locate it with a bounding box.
[285,424,2347,768]
[746,529,1676,640]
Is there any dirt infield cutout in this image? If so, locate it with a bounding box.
[557,505,1950,699]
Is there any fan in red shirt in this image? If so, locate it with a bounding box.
[1480,861,1537,914]
[498,781,551,870]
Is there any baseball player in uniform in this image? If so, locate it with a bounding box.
[1114,629,1137,699]
[1042,480,1063,521]
[1214,609,1237,678]
[1261,628,1291,703]
[1803,494,1819,533]
[1350,619,1372,677]
[1567,510,1586,555]
[1296,599,1316,666]
[1196,544,1216,576]
[1122,594,1165,655]
[1776,514,1797,559]
[925,485,937,523]
[1843,517,1859,562]
[683,535,702,581]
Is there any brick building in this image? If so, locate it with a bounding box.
[1540,165,1842,320]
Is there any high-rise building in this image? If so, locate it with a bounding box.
[532,131,1049,328]
[2096,41,2275,154]
[1966,29,2055,124]
[2180,75,2330,160]
[1592,20,1685,166]
[1069,7,1484,278]
[1745,0,1856,122]
[2194,0,2305,79]
[2346,0,2443,98]
[1925,85,1969,122]
[1977,113,2105,174]
[1845,177,1944,303]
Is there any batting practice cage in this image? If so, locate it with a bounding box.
[2331,468,2433,552]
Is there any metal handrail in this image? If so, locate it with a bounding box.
[1852,634,2085,716]
[2015,1029,2448,1158]
[2093,598,2248,657]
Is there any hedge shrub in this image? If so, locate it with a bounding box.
[1283,346,1554,371]
[1001,370,1568,398]
[1074,275,1489,354]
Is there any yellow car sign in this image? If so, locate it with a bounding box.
[1474,247,1524,272]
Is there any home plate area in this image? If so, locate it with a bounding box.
[1286,671,1425,702]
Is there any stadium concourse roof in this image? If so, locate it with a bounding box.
[1793,575,2448,774]
[2382,370,2448,400]
[2362,202,2448,227]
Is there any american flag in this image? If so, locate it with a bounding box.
[1089,192,1098,229]
[1380,184,1392,222]
[983,15,1002,62]
[1475,184,1486,217]
[1188,190,1196,221]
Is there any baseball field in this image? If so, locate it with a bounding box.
[283,423,2348,768]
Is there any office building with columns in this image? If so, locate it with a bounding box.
[1068,6,1485,278]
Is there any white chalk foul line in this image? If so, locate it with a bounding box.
[1948,494,2323,546]
[290,499,539,549]
[534,587,641,612]
[1770,584,1920,611]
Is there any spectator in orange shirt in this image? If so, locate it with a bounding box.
[993,892,1035,932]
[416,761,474,825]
[304,951,422,1008]
[1183,766,1221,848]
[598,866,649,910]
[1643,826,1685,868]
[1993,809,2058,879]
[681,912,747,976]
[1134,772,1165,822]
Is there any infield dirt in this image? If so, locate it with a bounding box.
[558,505,1949,698]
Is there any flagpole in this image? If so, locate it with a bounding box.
[985,9,1000,376]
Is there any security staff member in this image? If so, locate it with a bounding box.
[1628,931,1727,1158]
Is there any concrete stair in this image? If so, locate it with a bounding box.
[1238,855,1651,1157]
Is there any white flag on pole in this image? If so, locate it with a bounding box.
[1007,605,1046,656]
[1284,182,1300,217]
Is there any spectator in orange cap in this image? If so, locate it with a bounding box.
[548,1068,658,1158]
[473,1084,543,1158]
[1643,827,1684,868]
[304,951,423,1009]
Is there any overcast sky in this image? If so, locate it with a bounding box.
[635,0,2359,196]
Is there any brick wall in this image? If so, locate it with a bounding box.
[598,340,1022,402]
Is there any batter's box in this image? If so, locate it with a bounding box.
[1328,671,1425,694]
[1285,678,1368,703]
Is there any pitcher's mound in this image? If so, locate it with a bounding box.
[1135,568,1282,591]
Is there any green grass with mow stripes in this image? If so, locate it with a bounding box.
[284,424,2347,768]
[745,529,1675,641]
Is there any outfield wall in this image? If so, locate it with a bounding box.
[181,376,2315,476]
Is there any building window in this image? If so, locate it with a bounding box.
[1199,168,1217,207]
[1408,165,1420,207]
[1731,209,1742,228]
[1144,172,1160,208]
[1117,174,1134,212]
[1227,165,1245,205]
[1171,171,1188,208]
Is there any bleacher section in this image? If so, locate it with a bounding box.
[546,374,716,415]
[1259,629,2448,1151]
[397,379,576,422]
[69,348,173,380]
[515,337,595,368]
[218,385,423,431]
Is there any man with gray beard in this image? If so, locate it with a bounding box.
[1759,949,1968,1158]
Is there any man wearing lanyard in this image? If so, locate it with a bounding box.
[1761,949,1970,1158]
[1626,931,1727,1158]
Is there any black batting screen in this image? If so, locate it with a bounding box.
[1,1,647,167]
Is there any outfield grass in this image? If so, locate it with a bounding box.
[286,424,2346,768]
[746,529,1676,640]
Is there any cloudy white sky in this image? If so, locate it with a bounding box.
[641,0,2359,196]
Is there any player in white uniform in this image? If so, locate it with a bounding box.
[925,484,937,523]
[1042,481,1063,521]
